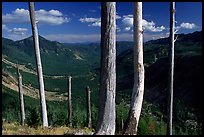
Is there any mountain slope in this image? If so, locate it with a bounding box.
[2,31,202,134]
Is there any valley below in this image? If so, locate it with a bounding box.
[2,31,202,135]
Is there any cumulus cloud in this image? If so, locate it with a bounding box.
[11,28,28,35]
[2,24,28,35]
[2,8,69,25]
[79,17,101,27]
[79,17,100,23]
[121,14,166,32]
[88,21,101,27]
[122,15,133,27]
[180,22,196,29]
[2,24,9,30]
[48,10,63,16]
[124,27,131,32]
[179,22,196,29]
[142,19,165,32]
[123,14,133,18]
[116,27,121,32]
[3,24,30,41]
[116,15,122,19]
[79,14,121,27]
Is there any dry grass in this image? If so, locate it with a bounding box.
[2,119,94,135]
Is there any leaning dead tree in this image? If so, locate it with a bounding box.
[94,2,116,135]
[167,2,176,135]
[86,86,92,128]
[123,2,144,135]
[17,64,25,126]
[29,2,48,127]
[67,76,72,127]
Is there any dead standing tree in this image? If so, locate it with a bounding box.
[167,2,176,135]
[29,2,48,127]
[94,2,116,135]
[123,2,145,135]
[86,86,92,128]
[67,76,72,127]
[17,64,25,126]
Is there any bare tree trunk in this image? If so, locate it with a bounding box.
[167,2,175,135]
[68,76,72,127]
[123,2,144,135]
[121,118,124,132]
[86,86,92,128]
[28,2,48,127]
[94,2,116,135]
[17,65,25,126]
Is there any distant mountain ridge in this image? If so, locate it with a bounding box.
[146,31,202,45]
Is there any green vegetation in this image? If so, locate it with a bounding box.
[2,31,202,135]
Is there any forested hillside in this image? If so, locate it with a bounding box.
[2,30,202,135]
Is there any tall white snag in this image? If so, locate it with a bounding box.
[123,2,144,135]
[17,65,25,126]
[94,2,116,135]
[28,2,48,127]
[67,76,72,127]
[86,86,92,128]
[167,2,176,135]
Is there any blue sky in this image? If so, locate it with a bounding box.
[2,2,202,43]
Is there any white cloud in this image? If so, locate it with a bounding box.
[2,8,69,25]
[180,22,196,29]
[79,17,101,27]
[121,14,165,32]
[88,21,101,27]
[174,22,197,32]
[14,8,29,15]
[2,24,9,30]
[49,10,63,16]
[124,27,131,32]
[79,14,121,27]
[4,26,30,41]
[142,19,165,32]
[116,15,121,19]
[123,14,133,18]
[11,28,28,35]
[116,27,121,32]
[79,17,100,23]
[2,24,28,35]
[122,16,133,27]
[3,8,29,23]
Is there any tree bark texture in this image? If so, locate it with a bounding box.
[68,76,72,127]
[94,2,116,135]
[167,2,175,135]
[17,66,25,126]
[123,2,145,135]
[29,2,48,127]
[86,86,92,128]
